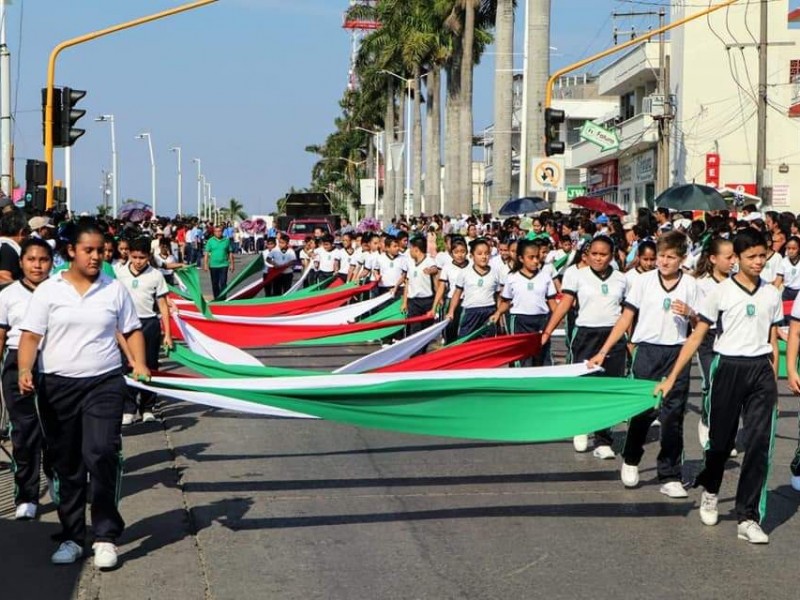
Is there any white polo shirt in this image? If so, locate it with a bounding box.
[453,265,502,309]
[501,270,556,316]
[0,281,36,349]
[20,271,142,377]
[699,277,783,357]
[403,256,437,298]
[624,270,698,345]
[334,247,356,275]
[760,251,782,284]
[439,260,469,299]
[265,248,297,268]
[778,256,800,290]
[375,253,405,287]
[561,266,628,328]
[116,264,169,319]
[314,248,336,273]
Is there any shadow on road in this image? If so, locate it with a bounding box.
[0,518,82,600]
[216,501,695,531]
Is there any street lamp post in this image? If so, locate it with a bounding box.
[170,146,182,215]
[192,158,202,217]
[355,126,382,219]
[205,181,212,221]
[135,132,156,216]
[95,115,118,216]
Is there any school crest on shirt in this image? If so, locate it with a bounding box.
[527,282,534,291]
[132,280,139,289]
[478,278,484,287]
[600,283,608,295]
[662,297,671,311]
[746,303,756,316]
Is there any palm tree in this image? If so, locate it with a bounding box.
[226,198,247,220]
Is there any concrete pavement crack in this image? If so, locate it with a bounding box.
[161,416,214,600]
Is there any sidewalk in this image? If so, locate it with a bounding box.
[0,413,207,600]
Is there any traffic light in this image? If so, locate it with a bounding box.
[544,107,566,156]
[42,87,64,147]
[60,87,87,147]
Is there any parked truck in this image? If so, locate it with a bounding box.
[277,192,341,248]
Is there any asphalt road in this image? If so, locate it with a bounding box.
[2,255,800,600]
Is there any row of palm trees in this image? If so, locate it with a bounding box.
[307,0,520,220]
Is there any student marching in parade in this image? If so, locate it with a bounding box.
[694,237,736,449]
[431,236,470,344]
[116,236,173,426]
[624,240,657,287]
[401,236,439,343]
[588,231,698,497]
[299,235,318,286]
[446,238,502,339]
[0,238,54,520]
[313,234,337,283]
[350,232,380,283]
[333,232,356,284]
[492,238,557,366]
[783,294,800,492]
[374,235,405,297]
[542,235,627,459]
[18,220,149,567]
[760,230,783,285]
[773,235,800,302]
[264,233,298,296]
[655,229,782,544]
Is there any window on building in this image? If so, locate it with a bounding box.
[620,92,635,121]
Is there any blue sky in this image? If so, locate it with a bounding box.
[4,1,695,215]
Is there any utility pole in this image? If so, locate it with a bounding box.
[520,0,550,198]
[0,0,12,196]
[756,0,768,200]
[657,8,670,194]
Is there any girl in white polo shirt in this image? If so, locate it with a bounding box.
[589,231,698,497]
[431,236,469,344]
[774,235,800,302]
[0,238,54,520]
[656,229,782,544]
[542,235,628,459]
[18,221,149,569]
[493,238,557,366]
[446,239,502,339]
[694,237,735,449]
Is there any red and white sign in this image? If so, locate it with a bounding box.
[705,153,720,187]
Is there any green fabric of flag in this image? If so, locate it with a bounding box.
[145,375,660,443]
[174,267,211,317]
[215,254,265,300]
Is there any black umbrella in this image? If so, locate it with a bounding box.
[498,196,549,216]
[655,184,727,212]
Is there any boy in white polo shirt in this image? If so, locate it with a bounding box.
[116,237,172,425]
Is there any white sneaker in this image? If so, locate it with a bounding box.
[621,463,640,488]
[791,475,800,492]
[92,542,118,569]
[14,502,37,520]
[698,420,709,449]
[737,520,769,544]
[572,435,589,453]
[699,491,719,526]
[660,481,688,499]
[730,448,738,458]
[651,419,661,428]
[592,445,615,460]
[141,411,156,423]
[122,413,135,426]
[51,541,83,565]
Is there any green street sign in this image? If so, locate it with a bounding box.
[579,121,620,151]
[566,186,586,199]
